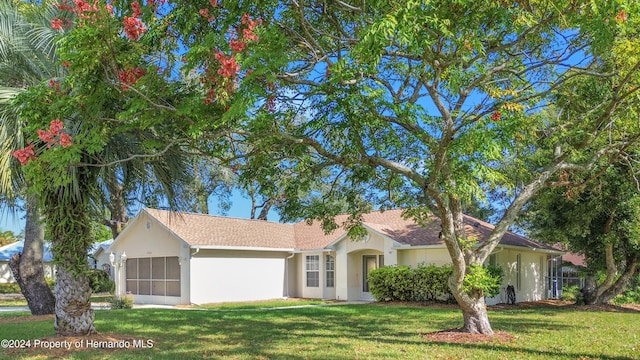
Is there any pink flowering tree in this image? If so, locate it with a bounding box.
[12,0,263,335]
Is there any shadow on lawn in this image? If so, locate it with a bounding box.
[426,341,636,360]
[96,304,596,359]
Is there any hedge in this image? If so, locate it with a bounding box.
[368,263,504,302]
[367,264,454,302]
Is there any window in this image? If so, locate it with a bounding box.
[325,255,335,288]
[488,254,497,267]
[126,257,180,296]
[306,255,319,287]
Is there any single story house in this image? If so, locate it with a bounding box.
[108,208,564,305]
[0,240,55,283]
[90,239,114,277]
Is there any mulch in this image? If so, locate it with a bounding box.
[423,328,515,344]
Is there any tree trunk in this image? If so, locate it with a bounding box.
[54,260,95,335]
[449,268,494,335]
[584,254,639,305]
[8,194,55,315]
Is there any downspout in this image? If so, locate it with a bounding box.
[284,252,295,298]
[191,247,200,257]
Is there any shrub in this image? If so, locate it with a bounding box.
[0,282,21,293]
[463,264,504,298]
[368,264,453,303]
[110,294,134,309]
[561,285,582,302]
[87,269,115,293]
[45,277,55,290]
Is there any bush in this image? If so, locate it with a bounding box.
[368,264,453,303]
[0,282,21,293]
[110,294,134,309]
[614,273,640,304]
[87,269,115,293]
[561,285,582,302]
[463,264,504,298]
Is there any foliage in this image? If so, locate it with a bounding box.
[87,269,114,293]
[109,294,133,310]
[0,282,21,293]
[561,285,584,303]
[525,161,640,303]
[8,0,640,334]
[0,230,19,247]
[368,264,453,302]
[463,264,504,299]
[614,273,640,304]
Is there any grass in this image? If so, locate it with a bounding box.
[0,293,113,307]
[182,298,331,310]
[0,303,638,359]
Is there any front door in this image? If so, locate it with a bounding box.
[362,255,383,300]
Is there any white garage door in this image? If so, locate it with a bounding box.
[190,252,286,304]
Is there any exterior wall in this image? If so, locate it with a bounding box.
[110,212,191,305]
[397,247,451,267]
[337,231,394,301]
[396,247,550,305]
[190,249,289,304]
[0,262,55,283]
[498,249,547,304]
[92,250,114,278]
[285,254,298,298]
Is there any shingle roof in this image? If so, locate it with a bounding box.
[142,208,560,252]
[144,209,296,249]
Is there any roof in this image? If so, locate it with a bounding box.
[0,240,54,262]
[139,208,561,253]
[143,209,296,249]
[91,239,114,256]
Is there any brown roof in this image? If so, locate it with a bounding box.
[142,208,560,252]
[143,209,295,249]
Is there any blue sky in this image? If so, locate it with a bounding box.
[0,188,279,236]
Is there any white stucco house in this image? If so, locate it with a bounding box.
[0,240,55,283]
[108,208,564,306]
[90,239,114,278]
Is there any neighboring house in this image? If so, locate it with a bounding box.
[109,208,564,306]
[0,240,55,283]
[90,239,114,278]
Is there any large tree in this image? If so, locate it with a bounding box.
[0,0,63,315]
[525,161,640,304]
[10,1,255,335]
[223,0,640,335]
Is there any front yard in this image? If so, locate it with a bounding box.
[0,302,638,359]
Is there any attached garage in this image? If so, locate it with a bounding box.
[189,249,290,304]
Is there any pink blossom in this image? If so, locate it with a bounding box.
[51,18,63,30]
[37,129,55,145]
[59,133,72,148]
[50,119,64,135]
[131,1,142,18]
[12,144,36,166]
[215,52,240,78]
[229,39,246,52]
[123,16,146,40]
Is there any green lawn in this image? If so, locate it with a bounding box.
[0,303,638,359]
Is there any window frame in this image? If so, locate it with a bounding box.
[305,255,320,288]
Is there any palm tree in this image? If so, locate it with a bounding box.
[0,0,63,315]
